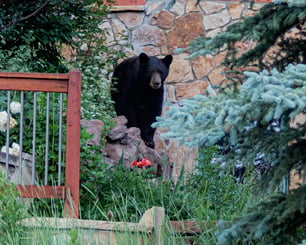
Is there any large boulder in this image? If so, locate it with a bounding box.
[81,116,172,178]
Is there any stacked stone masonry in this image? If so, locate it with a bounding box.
[100,0,264,179]
[103,0,262,101]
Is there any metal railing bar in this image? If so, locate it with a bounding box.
[58,93,63,185]
[19,91,24,177]
[32,92,37,184]
[44,92,50,185]
[5,91,10,178]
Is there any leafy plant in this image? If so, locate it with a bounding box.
[0,91,66,185]
[0,0,115,73]
[66,4,128,121]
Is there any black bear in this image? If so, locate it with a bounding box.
[111,53,173,148]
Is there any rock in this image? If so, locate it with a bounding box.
[166,54,194,83]
[199,1,226,14]
[203,9,231,30]
[228,3,243,20]
[165,84,176,103]
[149,10,175,29]
[83,117,172,178]
[112,19,128,44]
[81,119,104,146]
[191,55,215,79]
[214,51,227,66]
[132,24,166,46]
[176,80,209,100]
[208,67,226,86]
[167,12,205,52]
[107,124,128,142]
[242,8,257,18]
[169,0,185,16]
[114,115,128,125]
[186,0,200,13]
[206,28,222,38]
[139,45,161,56]
[116,12,144,29]
[0,152,33,185]
[145,1,166,16]
[0,152,34,204]
[154,129,198,183]
[127,127,142,143]
[98,20,114,45]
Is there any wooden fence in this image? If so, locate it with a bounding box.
[20,206,211,245]
[0,69,81,218]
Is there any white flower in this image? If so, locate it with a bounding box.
[80,43,88,52]
[0,111,18,132]
[0,111,6,132]
[10,101,21,114]
[11,143,20,156]
[1,142,20,156]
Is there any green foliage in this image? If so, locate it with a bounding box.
[1,1,124,120]
[172,3,306,242]
[0,92,66,184]
[0,0,125,218]
[0,45,39,72]
[0,172,27,243]
[155,63,306,243]
[216,187,306,245]
[0,0,111,72]
[154,63,306,149]
[68,228,81,245]
[0,0,123,200]
[185,146,256,221]
[79,144,254,232]
[157,2,306,242]
[65,3,128,120]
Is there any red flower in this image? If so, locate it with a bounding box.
[139,158,152,167]
[130,160,138,167]
[130,158,152,168]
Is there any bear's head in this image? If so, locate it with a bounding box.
[139,53,173,90]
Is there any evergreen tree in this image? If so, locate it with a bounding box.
[154,1,306,244]
[155,63,306,244]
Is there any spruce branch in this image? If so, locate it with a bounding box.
[216,185,306,244]
[154,63,306,148]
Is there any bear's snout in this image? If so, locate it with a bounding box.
[150,72,162,89]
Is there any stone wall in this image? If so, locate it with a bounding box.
[100,0,263,179]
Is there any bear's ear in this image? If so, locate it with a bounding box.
[139,53,149,64]
[162,55,173,67]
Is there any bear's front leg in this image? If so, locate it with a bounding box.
[141,128,155,149]
[115,102,137,128]
[137,106,161,149]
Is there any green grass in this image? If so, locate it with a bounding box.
[1,146,260,244]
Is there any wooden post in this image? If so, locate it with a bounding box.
[64,69,81,218]
[152,206,165,245]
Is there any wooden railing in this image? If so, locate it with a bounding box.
[0,69,81,218]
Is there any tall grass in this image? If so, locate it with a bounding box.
[1,145,259,244]
[76,146,258,243]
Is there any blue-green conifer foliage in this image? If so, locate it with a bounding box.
[154,1,306,243]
